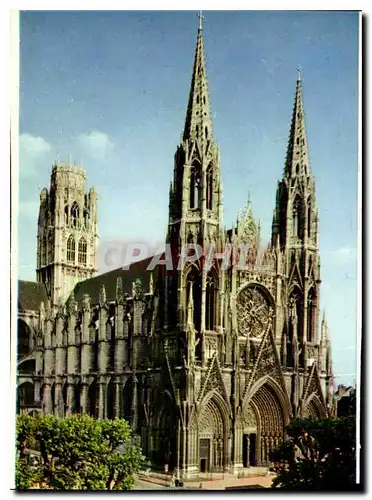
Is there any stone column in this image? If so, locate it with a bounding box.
[113,380,120,419]
[302,284,308,370]
[282,331,287,367]
[42,383,53,414]
[232,423,240,468]
[98,380,105,419]
[80,383,88,414]
[44,319,53,381]
[181,424,187,478]
[131,376,138,431]
[98,308,108,375]
[55,314,64,377]
[54,382,62,417]
[115,303,125,373]
[81,295,91,375]
[65,383,74,416]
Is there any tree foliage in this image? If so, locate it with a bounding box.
[16,414,145,490]
[270,416,357,490]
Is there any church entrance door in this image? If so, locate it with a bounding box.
[199,438,210,472]
[242,434,249,467]
[249,434,257,466]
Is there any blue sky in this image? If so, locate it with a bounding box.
[18,11,359,386]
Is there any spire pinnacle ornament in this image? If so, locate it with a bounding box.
[198,10,204,31]
[297,65,302,82]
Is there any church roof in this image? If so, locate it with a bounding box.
[72,255,158,306]
[18,280,49,312]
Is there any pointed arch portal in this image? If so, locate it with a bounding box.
[198,394,228,472]
[243,382,286,467]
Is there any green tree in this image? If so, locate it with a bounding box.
[270,416,357,490]
[16,414,145,490]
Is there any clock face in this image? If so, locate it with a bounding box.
[237,285,270,338]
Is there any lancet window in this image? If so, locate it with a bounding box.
[190,162,201,209]
[206,164,213,210]
[307,287,316,343]
[78,237,87,264]
[206,271,217,330]
[292,196,303,240]
[71,202,80,228]
[67,235,75,263]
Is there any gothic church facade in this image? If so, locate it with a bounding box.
[17,20,333,477]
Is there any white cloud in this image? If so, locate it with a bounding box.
[77,131,114,160]
[20,134,52,157]
[19,134,53,178]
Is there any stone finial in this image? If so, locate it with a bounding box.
[82,294,91,313]
[56,297,65,319]
[40,188,48,201]
[45,299,54,321]
[148,272,154,295]
[116,277,124,305]
[67,291,77,315]
[297,65,302,82]
[187,282,194,327]
[99,284,107,308]
[198,10,204,31]
[39,301,45,333]
[132,278,143,299]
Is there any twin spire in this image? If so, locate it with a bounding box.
[183,12,307,182]
[183,12,213,143]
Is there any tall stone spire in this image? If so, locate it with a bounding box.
[183,13,213,143]
[284,68,311,179]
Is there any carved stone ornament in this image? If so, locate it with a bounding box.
[244,404,257,428]
[132,278,143,299]
[237,285,270,339]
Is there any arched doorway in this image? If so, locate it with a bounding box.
[198,395,228,473]
[241,402,259,467]
[302,395,325,419]
[246,382,286,466]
